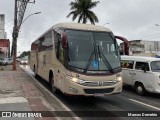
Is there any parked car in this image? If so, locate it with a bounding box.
[121,55,160,95]
[0,58,3,65]
[16,58,21,62]
[0,58,13,65]
[0,58,3,62]
[20,58,28,65]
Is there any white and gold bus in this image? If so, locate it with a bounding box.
[30,23,124,96]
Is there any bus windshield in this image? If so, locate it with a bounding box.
[66,30,120,73]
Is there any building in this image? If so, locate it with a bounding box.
[0,14,6,39]
[0,39,10,58]
[0,14,10,58]
[120,40,160,57]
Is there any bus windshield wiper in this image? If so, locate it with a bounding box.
[83,45,114,74]
[83,46,96,73]
[97,45,114,73]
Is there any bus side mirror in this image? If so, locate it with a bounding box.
[115,36,129,55]
[61,32,68,49]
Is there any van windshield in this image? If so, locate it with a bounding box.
[151,61,160,72]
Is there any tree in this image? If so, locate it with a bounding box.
[67,0,100,25]
[19,51,30,58]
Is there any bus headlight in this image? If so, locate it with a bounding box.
[71,78,85,84]
[116,74,122,82]
[66,76,85,84]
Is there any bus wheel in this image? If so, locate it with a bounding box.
[134,83,146,95]
[49,72,57,94]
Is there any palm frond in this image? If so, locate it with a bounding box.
[67,0,100,24]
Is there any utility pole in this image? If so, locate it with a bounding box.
[12,0,18,70]
[12,0,36,70]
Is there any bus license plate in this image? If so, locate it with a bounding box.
[94,93,104,96]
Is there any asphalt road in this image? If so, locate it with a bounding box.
[21,65,160,120]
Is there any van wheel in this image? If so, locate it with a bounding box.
[134,83,146,95]
[49,72,57,94]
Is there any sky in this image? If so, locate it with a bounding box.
[0,0,160,56]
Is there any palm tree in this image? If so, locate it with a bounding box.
[67,0,100,25]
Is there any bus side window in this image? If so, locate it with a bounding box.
[54,30,61,59]
[54,30,64,64]
[38,37,45,52]
[31,41,39,52]
[58,43,64,64]
[38,31,53,52]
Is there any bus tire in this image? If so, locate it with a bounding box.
[134,82,146,95]
[49,72,57,94]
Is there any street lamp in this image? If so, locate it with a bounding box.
[12,11,41,70]
[17,12,41,31]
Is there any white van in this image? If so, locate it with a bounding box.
[121,55,160,95]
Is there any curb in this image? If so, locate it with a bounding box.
[21,66,80,120]
[0,97,27,104]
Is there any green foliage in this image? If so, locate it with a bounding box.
[67,0,100,25]
[19,51,30,58]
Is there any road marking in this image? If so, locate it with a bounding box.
[129,98,160,111]
[0,97,28,104]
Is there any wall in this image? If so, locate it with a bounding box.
[0,39,10,58]
[0,14,5,39]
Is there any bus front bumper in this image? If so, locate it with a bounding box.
[65,79,123,96]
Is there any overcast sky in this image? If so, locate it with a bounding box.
[0,0,160,55]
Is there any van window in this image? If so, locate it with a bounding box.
[121,60,134,69]
[135,62,149,71]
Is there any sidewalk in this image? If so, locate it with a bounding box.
[0,65,57,120]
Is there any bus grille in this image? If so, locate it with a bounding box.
[81,80,118,87]
[84,88,114,94]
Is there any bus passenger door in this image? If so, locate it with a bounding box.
[56,44,66,92]
[55,66,65,92]
[54,30,66,92]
